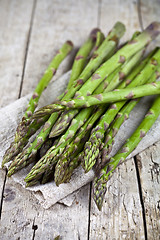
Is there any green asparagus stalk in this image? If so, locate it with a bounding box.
[48,22,126,137]
[36,137,61,185]
[26,46,154,184]
[23,107,93,183]
[7,25,116,171]
[48,22,159,138]
[33,66,122,119]
[91,30,105,56]
[42,64,160,186]
[34,48,144,118]
[8,106,92,177]
[61,22,125,99]
[98,68,160,170]
[30,48,148,185]
[27,110,97,186]
[5,28,100,172]
[83,47,160,173]
[93,94,160,210]
[2,41,73,167]
[41,81,160,110]
[57,29,102,101]
[54,109,99,186]
[67,28,103,90]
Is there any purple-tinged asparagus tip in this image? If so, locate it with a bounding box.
[145,22,160,40]
[93,179,107,211]
[90,28,101,42]
[66,40,74,48]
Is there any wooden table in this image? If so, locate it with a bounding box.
[0,0,160,239]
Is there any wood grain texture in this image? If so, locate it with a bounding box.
[0,0,34,224]
[0,0,99,239]
[89,160,144,240]
[89,1,145,239]
[0,176,90,240]
[136,1,160,239]
[20,0,99,97]
[136,142,160,239]
[1,0,160,239]
[0,0,35,107]
[100,0,140,41]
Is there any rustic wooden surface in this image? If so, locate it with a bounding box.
[0,0,160,239]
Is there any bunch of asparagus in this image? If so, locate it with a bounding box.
[2,21,160,210]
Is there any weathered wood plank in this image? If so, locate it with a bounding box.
[0,0,99,239]
[20,0,99,97]
[0,0,35,107]
[139,0,160,51]
[89,0,145,239]
[136,142,160,239]
[136,1,160,239]
[0,176,90,240]
[0,0,35,220]
[34,185,90,240]
[140,0,160,28]
[89,159,144,240]
[100,0,140,41]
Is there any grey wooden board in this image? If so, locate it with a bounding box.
[0,0,160,239]
[89,159,144,240]
[137,1,160,239]
[0,175,90,240]
[89,0,145,239]
[136,142,160,240]
[0,0,98,239]
[0,0,34,216]
[20,0,99,98]
[0,0,34,107]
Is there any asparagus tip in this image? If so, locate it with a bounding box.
[90,28,101,42]
[145,21,160,40]
[93,178,107,211]
[66,40,74,48]
[112,21,126,38]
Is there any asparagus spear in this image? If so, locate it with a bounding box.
[14,24,124,177]
[54,110,99,186]
[78,48,153,169]
[29,137,61,186]
[28,47,157,183]
[6,26,112,171]
[35,69,160,186]
[2,41,73,167]
[48,22,126,137]
[23,107,93,183]
[33,66,122,119]
[5,28,100,172]
[66,28,103,90]
[8,106,92,177]
[83,48,160,172]
[56,29,103,102]
[49,22,160,138]
[61,22,125,99]
[26,48,154,185]
[91,30,105,56]
[34,48,144,118]
[27,109,97,186]
[41,81,160,110]
[93,94,160,210]
[99,68,160,169]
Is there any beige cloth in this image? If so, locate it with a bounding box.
[0,71,160,209]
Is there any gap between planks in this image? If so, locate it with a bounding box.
[18,0,37,99]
